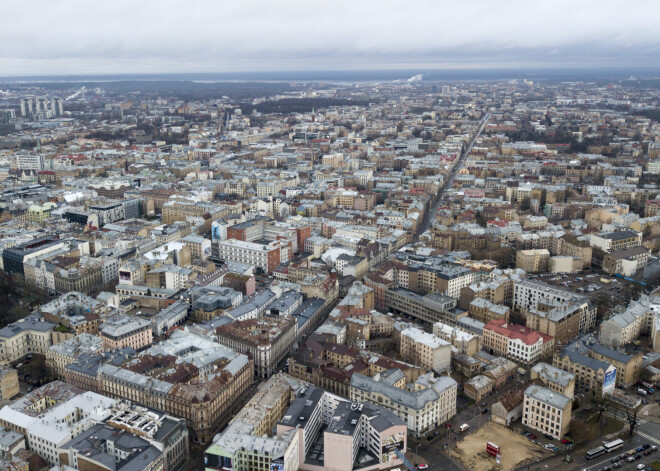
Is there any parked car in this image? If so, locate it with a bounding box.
[544,433,554,440]
[529,434,537,440]
[417,465,429,470]
[637,465,646,470]
[613,462,622,468]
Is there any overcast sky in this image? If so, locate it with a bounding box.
[1,0,659,76]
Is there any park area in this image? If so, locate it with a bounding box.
[451,421,549,471]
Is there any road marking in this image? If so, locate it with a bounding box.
[637,432,660,446]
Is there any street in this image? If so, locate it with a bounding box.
[415,111,491,239]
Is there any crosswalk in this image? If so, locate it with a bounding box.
[637,431,660,446]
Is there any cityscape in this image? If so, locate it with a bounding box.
[2,2,660,471]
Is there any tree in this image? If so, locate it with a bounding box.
[590,397,609,421]
[625,409,638,437]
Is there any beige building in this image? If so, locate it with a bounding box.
[553,348,616,397]
[530,362,575,398]
[433,321,481,356]
[522,385,571,440]
[515,249,550,273]
[100,315,153,352]
[0,315,58,365]
[98,330,254,443]
[464,375,493,402]
[45,333,103,379]
[548,256,583,273]
[350,371,457,438]
[395,325,452,373]
[599,295,660,349]
[216,315,298,379]
[0,365,19,400]
[491,389,524,426]
[468,297,510,324]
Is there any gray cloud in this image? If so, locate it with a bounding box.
[1,0,659,75]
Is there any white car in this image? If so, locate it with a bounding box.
[637,464,645,470]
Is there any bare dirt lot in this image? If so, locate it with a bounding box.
[451,421,549,471]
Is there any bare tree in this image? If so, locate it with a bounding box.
[590,397,609,421]
[625,409,638,437]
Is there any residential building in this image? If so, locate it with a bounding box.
[385,287,458,326]
[530,362,576,398]
[394,324,451,373]
[483,319,554,365]
[349,370,457,437]
[522,385,571,440]
[0,314,58,365]
[215,315,298,379]
[0,366,19,400]
[100,315,153,351]
[97,329,253,443]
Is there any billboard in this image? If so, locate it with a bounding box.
[603,367,617,393]
[381,432,405,463]
[211,222,222,241]
[487,442,500,457]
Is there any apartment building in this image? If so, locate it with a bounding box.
[161,200,227,225]
[398,261,474,299]
[0,385,117,466]
[0,314,58,365]
[385,287,458,326]
[530,362,576,398]
[599,295,660,349]
[350,370,457,437]
[553,346,616,397]
[601,246,650,276]
[515,249,550,273]
[483,319,554,365]
[46,333,103,379]
[218,239,287,274]
[100,315,153,351]
[522,385,571,440]
[182,234,212,260]
[215,315,298,379]
[513,280,596,343]
[97,330,253,443]
[395,325,451,373]
[58,423,164,471]
[590,230,642,252]
[468,297,510,324]
[276,384,407,471]
[433,321,481,356]
[37,291,110,335]
[0,365,19,400]
[204,374,302,471]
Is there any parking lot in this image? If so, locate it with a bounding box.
[527,269,648,308]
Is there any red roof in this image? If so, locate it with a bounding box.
[484,319,553,345]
